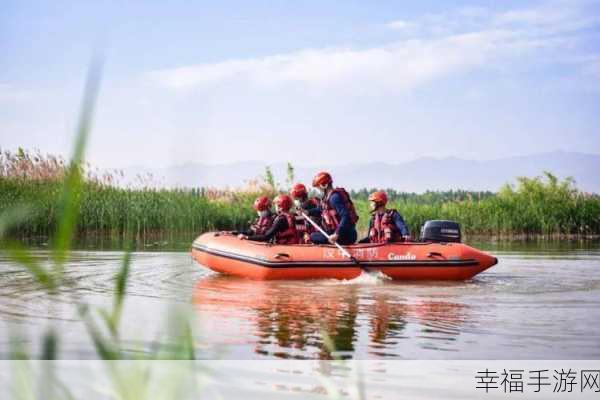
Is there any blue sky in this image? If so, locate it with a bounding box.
[1,0,599,168]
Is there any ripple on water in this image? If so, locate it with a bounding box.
[1,247,600,359]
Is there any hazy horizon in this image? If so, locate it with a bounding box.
[70,150,599,193]
[2,146,599,170]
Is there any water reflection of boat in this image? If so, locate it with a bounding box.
[367,292,469,356]
[192,275,469,359]
[192,232,498,280]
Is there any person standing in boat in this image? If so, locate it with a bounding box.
[359,191,410,243]
[237,195,275,237]
[289,183,321,244]
[239,194,300,244]
[310,171,359,245]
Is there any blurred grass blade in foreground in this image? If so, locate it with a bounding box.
[52,53,104,279]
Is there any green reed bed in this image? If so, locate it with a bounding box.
[2,169,599,241]
[382,173,600,239]
[0,177,258,240]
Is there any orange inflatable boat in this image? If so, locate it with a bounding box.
[191,231,498,280]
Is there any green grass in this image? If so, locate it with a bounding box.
[381,172,600,238]
[0,178,258,240]
[1,170,599,241]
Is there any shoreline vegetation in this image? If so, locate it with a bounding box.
[1,148,600,244]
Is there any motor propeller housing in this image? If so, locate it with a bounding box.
[420,220,462,243]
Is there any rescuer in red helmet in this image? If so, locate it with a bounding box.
[239,194,300,244]
[289,183,321,244]
[237,195,274,238]
[310,171,358,245]
[359,190,410,243]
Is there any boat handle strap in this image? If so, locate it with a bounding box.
[427,251,444,258]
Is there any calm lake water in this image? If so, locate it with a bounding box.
[0,241,599,360]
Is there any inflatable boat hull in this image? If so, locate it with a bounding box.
[191,232,498,280]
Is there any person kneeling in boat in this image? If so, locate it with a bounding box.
[239,194,300,244]
[310,171,359,245]
[359,191,410,243]
[236,195,274,238]
[290,183,321,244]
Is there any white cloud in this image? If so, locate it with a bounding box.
[147,1,598,93]
[386,19,416,31]
[156,38,522,93]
[494,3,600,35]
[147,31,551,92]
[390,1,600,37]
[498,8,567,25]
[458,6,490,19]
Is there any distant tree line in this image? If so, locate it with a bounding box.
[349,188,496,205]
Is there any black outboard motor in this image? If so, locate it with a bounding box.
[420,220,461,243]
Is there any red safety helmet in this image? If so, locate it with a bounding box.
[368,191,388,207]
[290,183,308,199]
[273,194,293,211]
[312,171,332,187]
[253,195,271,211]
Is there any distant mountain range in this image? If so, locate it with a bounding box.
[120,151,600,193]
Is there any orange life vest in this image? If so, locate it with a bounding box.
[275,212,300,245]
[250,213,274,235]
[369,210,403,243]
[321,188,359,232]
